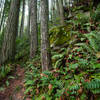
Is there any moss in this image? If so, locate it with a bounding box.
[49,25,72,47]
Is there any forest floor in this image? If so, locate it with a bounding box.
[0,65,30,100]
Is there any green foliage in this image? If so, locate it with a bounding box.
[72,5,90,12]
[84,79,100,94]
[0,64,12,80]
[75,13,89,25]
[25,61,89,99]
[23,10,100,99]
[15,36,29,60]
[75,32,100,57]
[52,50,66,68]
[0,32,4,50]
[91,4,100,22]
[25,58,68,99]
[84,31,100,52]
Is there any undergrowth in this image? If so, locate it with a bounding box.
[24,6,100,100]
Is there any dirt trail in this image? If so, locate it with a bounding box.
[0,66,31,100]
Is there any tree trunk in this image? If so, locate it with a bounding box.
[27,0,31,36]
[0,0,20,65]
[50,0,53,21]
[40,0,52,71]
[0,0,6,31]
[19,0,25,37]
[37,1,40,24]
[0,0,4,19]
[56,0,60,17]
[52,0,56,22]
[59,0,65,26]
[30,0,38,58]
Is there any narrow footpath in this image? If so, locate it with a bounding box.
[0,65,30,100]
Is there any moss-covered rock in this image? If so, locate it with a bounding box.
[49,25,72,47]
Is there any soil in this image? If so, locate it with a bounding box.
[0,65,31,100]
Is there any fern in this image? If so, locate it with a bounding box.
[52,54,64,60]
[54,59,62,68]
[75,43,94,53]
[84,31,99,52]
[84,79,100,94]
[0,65,12,80]
[24,86,33,94]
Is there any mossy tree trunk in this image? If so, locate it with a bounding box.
[40,0,52,71]
[0,0,20,65]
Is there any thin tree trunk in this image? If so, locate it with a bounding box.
[52,0,56,21]
[50,0,53,21]
[40,0,52,71]
[0,0,6,31]
[19,0,25,37]
[0,0,3,9]
[0,0,20,65]
[56,0,60,17]
[0,0,4,19]
[27,0,31,36]
[59,0,65,26]
[37,1,40,24]
[30,0,38,58]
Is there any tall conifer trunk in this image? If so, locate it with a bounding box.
[30,0,38,58]
[59,0,65,26]
[19,0,25,37]
[0,0,20,64]
[0,0,6,31]
[40,0,52,71]
[27,0,31,36]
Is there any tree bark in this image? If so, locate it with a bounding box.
[59,0,65,26]
[0,0,4,19]
[37,1,40,24]
[27,0,31,36]
[40,0,52,71]
[0,0,6,31]
[56,0,60,17]
[50,0,54,21]
[0,0,20,64]
[30,0,38,58]
[19,0,25,37]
